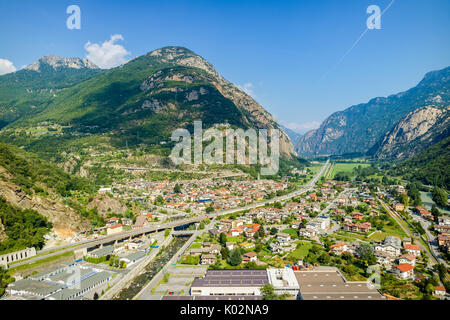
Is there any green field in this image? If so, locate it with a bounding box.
[330,162,370,178]
[281,228,300,239]
[286,241,313,260]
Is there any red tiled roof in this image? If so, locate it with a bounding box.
[404,244,420,251]
[395,263,414,273]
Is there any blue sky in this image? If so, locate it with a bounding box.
[0,0,449,133]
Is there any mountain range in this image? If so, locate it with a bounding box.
[0,47,296,165]
[0,55,102,129]
[296,66,450,157]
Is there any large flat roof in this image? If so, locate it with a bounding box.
[191,269,269,288]
[162,295,262,300]
[294,269,386,300]
[8,278,62,297]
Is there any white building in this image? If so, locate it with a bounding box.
[267,268,300,297]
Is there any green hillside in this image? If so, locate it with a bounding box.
[0,47,294,165]
[391,136,450,190]
[0,142,92,196]
[0,56,102,129]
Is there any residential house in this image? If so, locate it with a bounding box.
[394,203,405,212]
[352,212,364,220]
[434,286,446,297]
[299,228,317,239]
[375,251,395,269]
[106,224,123,235]
[242,252,258,263]
[398,254,416,266]
[403,244,421,257]
[329,243,348,255]
[133,216,149,229]
[201,254,216,265]
[394,263,414,280]
[277,233,291,243]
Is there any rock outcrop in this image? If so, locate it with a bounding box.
[145,47,296,157]
[0,179,90,238]
[372,105,450,159]
[25,55,99,72]
[87,194,127,217]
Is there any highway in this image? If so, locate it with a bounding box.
[9,217,203,268]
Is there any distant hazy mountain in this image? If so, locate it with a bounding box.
[0,55,102,128]
[280,125,302,146]
[1,47,296,160]
[371,105,450,160]
[296,66,450,156]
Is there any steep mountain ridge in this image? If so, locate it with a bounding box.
[296,66,450,156]
[0,55,102,129]
[2,47,296,161]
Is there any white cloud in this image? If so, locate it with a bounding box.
[238,82,256,98]
[0,59,17,75]
[281,120,321,133]
[84,34,130,69]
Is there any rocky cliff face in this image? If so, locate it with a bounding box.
[87,194,127,217]
[25,55,99,71]
[372,105,450,159]
[296,66,450,156]
[0,179,90,238]
[145,47,296,157]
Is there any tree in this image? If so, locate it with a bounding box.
[228,249,242,266]
[206,204,215,213]
[270,227,277,235]
[356,243,374,262]
[318,252,331,264]
[219,233,227,246]
[432,187,448,208]
[174,183,182,194]
[221,247,230,260]
[93,292,99,300]
[400,194,409,207]
[342,264,358,276]
[261,284,276,300]
[261,284,289,300]
[155,195,165,206]
[431,205,441,218]
[199,222,205,230]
